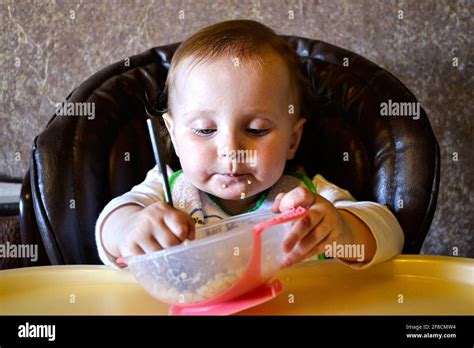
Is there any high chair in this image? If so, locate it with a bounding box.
[19,36,440,265]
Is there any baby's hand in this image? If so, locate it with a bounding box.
[272,187,353,267]
[116,201,195,258]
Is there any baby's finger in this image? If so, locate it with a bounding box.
[138,236,163,254]
[285,224,331,264]
[181,213,196,240]
[164,214,189,242]
[272,193,285,213]
[282,233,330,267]
[283,211,323,252]
[119,243,145,258]
[154,221,182,248]
[164,212,193,241]
[187,216,196,240]
[278,187,315,212]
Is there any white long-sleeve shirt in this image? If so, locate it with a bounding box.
[95,165,404,269]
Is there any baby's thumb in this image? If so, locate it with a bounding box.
[279,187,314,211]
[272,193,285,213]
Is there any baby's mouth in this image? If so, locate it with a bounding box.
[216,173,252,184]
[214,173,255,200]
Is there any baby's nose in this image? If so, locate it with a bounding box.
[216,131,244,158]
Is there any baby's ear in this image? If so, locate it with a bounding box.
[162,112,180,157]
[287,117,306,160]
[162,112,172,128]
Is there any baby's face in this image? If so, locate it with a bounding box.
[164,52,305,202]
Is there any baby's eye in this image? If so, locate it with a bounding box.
[192,128,216,136]
[246,128,269,136]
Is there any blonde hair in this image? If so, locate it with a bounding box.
[163,19,310,118]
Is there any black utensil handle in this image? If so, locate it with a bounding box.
[146,118,174,207]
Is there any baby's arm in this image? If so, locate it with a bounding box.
[337,209,376,262]
[102,204,143,258]
[314,174,404,268]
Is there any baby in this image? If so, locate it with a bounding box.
[96,20,404,269]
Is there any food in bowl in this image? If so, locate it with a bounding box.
[124,210,294,306]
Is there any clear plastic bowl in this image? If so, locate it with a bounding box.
[125,210,292,306]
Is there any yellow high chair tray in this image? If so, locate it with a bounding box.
[0,255,472,315]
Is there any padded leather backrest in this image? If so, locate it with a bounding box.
[21,36,440,264]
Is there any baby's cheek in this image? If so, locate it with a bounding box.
[181,144,215,166]
[255,146,287,180]
[176,140,213,174]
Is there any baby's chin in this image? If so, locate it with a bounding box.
[213,191,254,201]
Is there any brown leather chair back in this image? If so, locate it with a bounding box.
[20,36,440,265]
